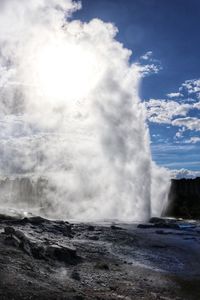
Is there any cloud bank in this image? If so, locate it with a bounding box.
[145,80,200,135]
[171,169,200,179]
[0,0,169,221]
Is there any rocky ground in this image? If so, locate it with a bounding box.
[0,213,200,300]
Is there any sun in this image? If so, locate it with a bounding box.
[34,40,101,105]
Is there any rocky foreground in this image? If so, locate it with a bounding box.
[0,214,200,300]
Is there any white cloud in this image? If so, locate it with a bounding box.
[175,131,182,138]
[145,99,191,124]
[139,51,161,76]
[181,79,200,98]
[184,136,200,144]
[145,95,200,137]
[194,101,200,109]
[163,78,200,101]
[140,51,153,60]
[170,168,200,179]
[172,117,200,131]
[174,127,185,139]
[139,63,161,77]
[166,92,183,98]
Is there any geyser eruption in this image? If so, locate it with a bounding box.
[0,0,169,221]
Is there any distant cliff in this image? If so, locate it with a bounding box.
[164,177,200,219]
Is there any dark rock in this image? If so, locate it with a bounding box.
[4,226,15,235]
[45,245,79,264]
[0,214,20,222]
[73,296,85,300]
[87,225,95,231]
[110,285,117,291]
[17,216,73,238]
[14,229,28,241]
[0,213,200,299]
[71,270,81,281]
[151,244,167,249]
[94,262,109,270]
[88,235,99,241]
[149,218,181,229]
[110,225,122,230]
[138,220,180,229]
[52,223,72,237]
[22,216,50,225]
[156,230,172,235]
[157,223,180,229]
[2,222,79,264]
[137,224,155,229]
[4,234,21,247]
[184,237,197,240]
[31,243,46,259]
[3,227,33,255]
[150,218,196,230]
[164,177,200,219]
[149,217,165,224]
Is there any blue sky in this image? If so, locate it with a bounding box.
[74,0,200,173]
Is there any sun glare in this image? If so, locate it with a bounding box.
[35,42,101,104]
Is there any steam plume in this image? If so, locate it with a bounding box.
[0,0,169,221]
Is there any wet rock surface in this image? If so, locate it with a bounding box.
[0,214,200,299]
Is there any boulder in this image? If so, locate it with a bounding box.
[45,244,79,264]
[3,226,80,263]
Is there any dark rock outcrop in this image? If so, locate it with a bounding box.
[3,225,80,264]
[164,177,200,219]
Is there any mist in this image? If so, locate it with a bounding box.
[0,0,169,221]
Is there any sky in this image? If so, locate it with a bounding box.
[74,0,200,175]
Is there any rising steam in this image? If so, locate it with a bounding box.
[0,0,169,221]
